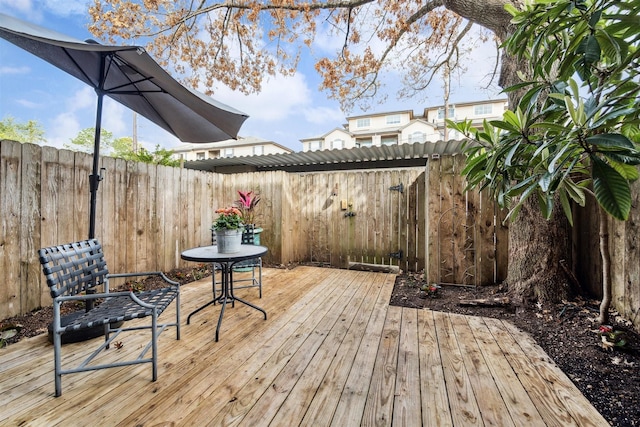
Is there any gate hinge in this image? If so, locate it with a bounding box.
[344,211,356,217]
[389,250,403,259]
[389,183,404,193]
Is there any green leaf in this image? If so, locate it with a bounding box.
[591,156,632,220]
[588,9,602,29]
[583,35,602,65]
[559,189,574,226]
[539,172,553,192]
[489,119,520,133]
[505,142,520,167]
[608,160,640,181]
[564,179,587,207]
[586,133,635,149]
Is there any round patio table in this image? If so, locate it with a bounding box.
[181,244,268,341]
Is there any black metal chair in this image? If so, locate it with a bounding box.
[211,225,262,298]
[38,239,180,397]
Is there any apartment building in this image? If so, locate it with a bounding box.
[173,135,293,161]
[301,98,508,152]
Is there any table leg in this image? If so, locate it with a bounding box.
[229,267,267,320]
[188,260,267,341]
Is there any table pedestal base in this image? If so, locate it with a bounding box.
[187,263,266,341]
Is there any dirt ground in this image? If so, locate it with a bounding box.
[2,265,638,426]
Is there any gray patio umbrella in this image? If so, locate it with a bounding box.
[0,13,249,238]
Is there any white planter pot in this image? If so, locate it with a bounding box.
[215,228,243,253]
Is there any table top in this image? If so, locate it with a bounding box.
[181,245,267,263]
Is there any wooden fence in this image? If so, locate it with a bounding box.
[2,139,638,332]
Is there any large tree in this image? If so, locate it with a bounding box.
[89,0,571,303]
[452,0,640,322]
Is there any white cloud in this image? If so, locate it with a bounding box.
[0,65,30,75]
[41,0,87,16]
[0,0,33,14]
[215,72,313,122]
[102,99,127,136]
[47,111,81,149]
[66,86,95,112]
[15,98,40,109]
[302,106,344,125]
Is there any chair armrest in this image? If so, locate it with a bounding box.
[107,271,179,286]
[57,290,139,303]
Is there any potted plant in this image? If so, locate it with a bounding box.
[234,190,263,244]
[212,207,244,253]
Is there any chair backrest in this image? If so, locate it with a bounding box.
[242,224,255,245]
[38,239,109,298]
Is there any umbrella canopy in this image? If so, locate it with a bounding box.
[0,13,249,238]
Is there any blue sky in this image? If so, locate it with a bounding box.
[0,1,502,152]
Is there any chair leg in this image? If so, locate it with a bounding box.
[151,308,158,382]
[53,331,62,397]
[175,292,181,340]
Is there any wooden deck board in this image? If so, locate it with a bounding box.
[0,266,609,426]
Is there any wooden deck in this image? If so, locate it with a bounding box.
[0,266,608,426]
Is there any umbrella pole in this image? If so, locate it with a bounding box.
[88,91,104,240]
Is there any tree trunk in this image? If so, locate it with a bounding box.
[442,0,577,305]
[598,206,612,325]
[504,196,572,305]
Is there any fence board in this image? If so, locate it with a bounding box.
[100,156,116,272]
[19,143,41,313]
[426,158,440,284]
[40,146,59,306]
[1,141,22,317]
[625,182,640,324]
[73,152,90,240]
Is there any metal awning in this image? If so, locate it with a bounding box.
[183,140,468,173]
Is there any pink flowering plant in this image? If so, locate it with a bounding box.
[213,207,243,230]
[421,283,442,298]
[234,190,261,225]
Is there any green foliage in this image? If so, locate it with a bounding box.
[0,324,21,348]
[66,128,179,166]
[454,0,640,222]
[420,283,442,298]
[111,136,135,159]
[598,325,629,350]
[66,127,114,154]
[132,145,181,167]
[0,116,46,144]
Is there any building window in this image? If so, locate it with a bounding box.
[331,139,344,150]
[356,137,372,147]
[208,150,220,159]
[381,135,398,146]
[409,131,426,144]
[224,148,234,157]
[253,145,264,155]
[356,118,370,128]
[474,104,493,115]
[309,140,323,151]
[386,115,401,125]
[437,106,455,119]
[196,151,205,160]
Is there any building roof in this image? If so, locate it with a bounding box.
[173,135,293,154]
[346,109,416,120]
[183,140,467,174]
